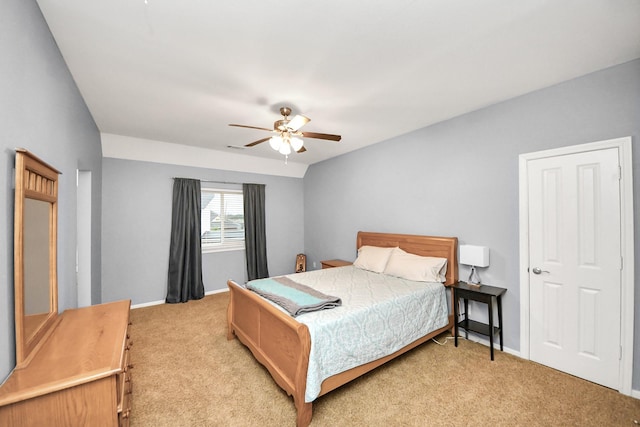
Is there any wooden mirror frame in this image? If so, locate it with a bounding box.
[14,149,60,367]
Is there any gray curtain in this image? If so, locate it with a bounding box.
[166,178,205,303]
[243,183,269,281]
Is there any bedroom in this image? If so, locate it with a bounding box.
[1,0,640,425]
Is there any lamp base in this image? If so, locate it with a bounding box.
[467,266,482,285]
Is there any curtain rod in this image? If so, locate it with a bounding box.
[171,177,262,186]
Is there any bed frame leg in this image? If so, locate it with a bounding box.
[226,299,235,340]
[295,401,312,427]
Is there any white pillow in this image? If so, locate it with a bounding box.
[383,248,448,282]
[353,246,397,273]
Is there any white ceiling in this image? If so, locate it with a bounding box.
[36,0,640,168]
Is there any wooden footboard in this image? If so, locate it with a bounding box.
[227,280,313,427]
[228,279,454,427]
[227,231,459,426]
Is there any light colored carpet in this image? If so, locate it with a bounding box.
[129,293,640,426]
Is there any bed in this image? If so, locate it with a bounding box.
[226,231,458,426]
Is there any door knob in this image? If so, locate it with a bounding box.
[532,267,549,274]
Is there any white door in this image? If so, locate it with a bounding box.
[528,147,621,389]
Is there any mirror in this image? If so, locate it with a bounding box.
[23,198,52,338]
[14,149,60,367]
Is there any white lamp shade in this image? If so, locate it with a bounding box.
[459,245,490,267]
[269,135,283,150]
[290,137,304,152]
[278,141,292,155]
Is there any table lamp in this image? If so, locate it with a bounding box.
[459,245,490,285]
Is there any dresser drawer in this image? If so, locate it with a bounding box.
[117,333,133,417]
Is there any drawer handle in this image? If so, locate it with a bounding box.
[127,363,134,369]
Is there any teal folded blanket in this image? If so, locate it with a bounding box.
[246,276,342,317]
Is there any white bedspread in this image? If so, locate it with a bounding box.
[278,265,449,402]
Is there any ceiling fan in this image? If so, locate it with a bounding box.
[229,107,341,156]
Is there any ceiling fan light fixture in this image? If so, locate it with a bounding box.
[269,135,283,150]
[231,106,341,156]
[278,140,292,155]
[290,137,304,152]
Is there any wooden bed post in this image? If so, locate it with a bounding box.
[448,286,456,335]
[296,401,312,427]
[226,291,235,340]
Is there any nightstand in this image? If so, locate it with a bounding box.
[453,281,506,360]
[320,259,352,269]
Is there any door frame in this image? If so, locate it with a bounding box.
[518,136,634,395]
[77,170,92,307]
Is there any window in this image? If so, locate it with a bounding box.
[201,188,244,253]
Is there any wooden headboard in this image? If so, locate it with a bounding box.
[356,231,459,286]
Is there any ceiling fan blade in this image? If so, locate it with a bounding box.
[296,146,307,153]
[287,115,310,131]
[244,137,271,147]
[301,131,342,141]
[229,124,273,132]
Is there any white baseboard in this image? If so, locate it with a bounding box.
[131,299,164,309]
[205,288,229,296]
[131,288,229,309]
[454,331,520,358]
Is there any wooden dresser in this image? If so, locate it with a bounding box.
[0,300,133,426]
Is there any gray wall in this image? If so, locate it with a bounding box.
[304,59,640,386]
[0,0,102,381]
[2,0,638,393]
[101,158,304,305]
